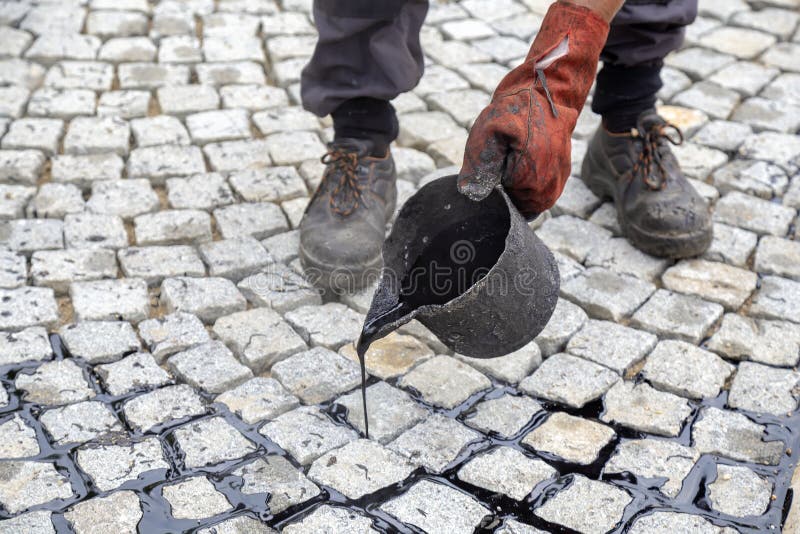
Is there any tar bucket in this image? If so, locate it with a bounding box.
[358,174,560,359]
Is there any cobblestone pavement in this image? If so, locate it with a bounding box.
[1,0,800,532]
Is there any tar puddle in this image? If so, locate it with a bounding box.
[1,333,798,533]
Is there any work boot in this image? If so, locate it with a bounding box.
[299,138,397,292]
[580,110,712,258]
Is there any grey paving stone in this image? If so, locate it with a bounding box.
[233,456,320,514]
[87,178,160,219]
[754,236,800,281]
[118,62,190,89]
[204,139,272,173]
[63,117,130,157]
[40,401,121,446]
[283,303,362,350]
[702,223,757,268]
[601,380,693,437]
[536,215,612,263]
[0,327,52,366]
[631,513,737,532]
[138,312,210,364]
[219,84,288,110]
[0,286,58,331]
[673,81,740,120]
[709,61,778,99]
[707,313,800,367]
[130,116,190,148]
[496,519,548,534]
[715,191,795,237]
[198,237,272,281]
[525,411,616,466]
[1,118,63,156]
[630,289,724,344]
[389,414,481,474]
[749,275,800,323]
[260,406,357,466]
[738,131,800,175]
[86,10,148,38]
[566,320,657,375]
[670,142,727,180]
[733,97,800,134]
[534,475,632,534]
[0,414,39,458]
[0,59,45,90]
[15,359,94,406]
[520,353,619,409]
[693,120,753,152]
[96,352,171,396]
[762,72,800,106]
[0,510,55,534]
[307,439,415,500]
[0,461,72,514]
[27,88,96,119]
[0,149,45,186]
[0,26,33,58]
[585,237,671,283]
[168,341,253,394]
[664,47,736,80]
[336,381,427,443]
[260,230,300,265]
[161,276,246,324]
[455,340,542,384]
[198,516,276,534]
[60,321,140,364]
[174,416,255,468]
[561,267,656,321]
[712,160,788,200]
[604,439,700,498]
[156,85,220,117]
[134,209,212,246]
[271,346,360,404]
[728,361,800,416]
[158,35,202,63]
[533,298,588,357]
[338,331,433,380]
[457,447,556,500]
[99,36,157,63]
[0,219,63,255]
[64,491,142,534]
[264,131,325,166]
[163,476,231,520]
[77,437,168,491]
[215,377,298,424]
[213,307,306,372]
[123,384,207,433]
[642,340,734,400]
[238,263,321,313]
[127,145,206,183]
[167,173,235,211]
[214,202,288,240]
[692,407,784,465]
[398,354,491,409]
[196,62,266,87]
[51,153,123,189]
[71,278,149,323]
[229,167,307,204]
[118,245,206,287]
[383,479,490,534]
[63,213,127,250]
[97,90,151,119]
[186,109,251,145]
[0,185,35,221]
[282,505,376,533]
[464,394,543,438]
[251,107,319,136]
[27,183,85,219]
[708,464,771,517]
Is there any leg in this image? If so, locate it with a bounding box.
[299,1,428,292]
[592,0,698,132]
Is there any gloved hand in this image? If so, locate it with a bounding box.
[457,1,610,219]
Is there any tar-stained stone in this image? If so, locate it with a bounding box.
[260,406,358,466]
[398,354,491,409]
[628,511,739,533]
[64,491,143,534]
[271,346,361,405]
[0,510,55,533]
[123,384,207,433]
[464,394,543,438]
[233,456,320,514]
[162,476,231,520]
[0,327,53,366]
[0,414,40,458]
[77,437,170,491]
[15,359,94,406]
[197,516,277,534]
[215,377,299,424]
[604,439,700,498]
[519,353,619,409]
[0,461,72,514]
[692,407,784,465]
[39,401,122,446]
[381,479,491,534]
[338,332,434,380]
[174,416,256,468]
[335,381,428,443]
[708,464,772,517]
[282,505,377,533]
[534,475,632,534]
[522,412,615,465]
[388,414,482,474]
[458,446,556,500]
[601,381,693,437]
[727,361,800,416]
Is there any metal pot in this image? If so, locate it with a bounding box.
[362,174,560,358]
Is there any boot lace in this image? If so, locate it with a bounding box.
[320,147,364,216]
[630,121,684,190]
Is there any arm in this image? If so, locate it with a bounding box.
[457,0,620,218]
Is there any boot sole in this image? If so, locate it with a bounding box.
[580,150,713,259]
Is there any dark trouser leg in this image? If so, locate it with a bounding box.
[301,0,428,153]
[592,0,698,132]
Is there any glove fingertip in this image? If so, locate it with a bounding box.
[457,174,494,202]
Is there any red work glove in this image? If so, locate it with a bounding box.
[457,1,610,219]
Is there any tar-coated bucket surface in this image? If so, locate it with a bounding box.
[360,174,560,359]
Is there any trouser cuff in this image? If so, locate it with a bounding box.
[592,62,663,133]
[331,97,399,154]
